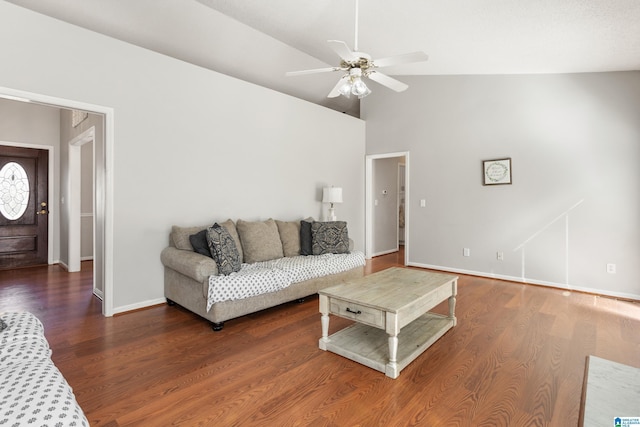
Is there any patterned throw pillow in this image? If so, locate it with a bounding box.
[206,223,242,275]
[0,318,7,332]
[311,221,349,255]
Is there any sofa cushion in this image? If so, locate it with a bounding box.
[236,218,284,263]
[311,221,350,255]
[206,223,242,275]
[189,230,211,257]
[171,220,243,262]
[276,220,301,257]
[300,218,314,256]
[172,225,208,250]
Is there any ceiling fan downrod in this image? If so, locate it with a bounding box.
[354,0,359,52]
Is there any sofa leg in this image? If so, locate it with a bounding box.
[211,322,224,332]
[166,299,176,306]
[296,298,305,304]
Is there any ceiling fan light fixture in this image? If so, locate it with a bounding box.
[338,79,352,98]
[351,77,371,98]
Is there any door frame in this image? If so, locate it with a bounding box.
[0,141,54,265]
[68,126,95,274]
[365,151,410,265]
[0,87,115,317]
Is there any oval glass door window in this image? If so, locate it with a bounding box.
[0,161,30,220]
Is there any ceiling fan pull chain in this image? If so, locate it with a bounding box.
[354,0,359,52]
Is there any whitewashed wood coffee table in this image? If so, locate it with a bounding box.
[319,267,457,379]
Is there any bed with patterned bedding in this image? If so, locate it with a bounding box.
[161,218,366,331]
[0,312,88,427]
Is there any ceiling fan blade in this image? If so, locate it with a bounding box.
[327,40,358,62]
[367,72,409,92]
[327,77,347,98]
[286,67,342,77]
[372,51,429,68]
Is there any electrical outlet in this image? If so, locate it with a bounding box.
[607,263,616,274]
[497,252,504,261]
[463,248,470,257]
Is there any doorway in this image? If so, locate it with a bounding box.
[0,88,114,316]
[365,151,409,265]
[0,146,49,269]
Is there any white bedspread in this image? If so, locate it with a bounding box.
[207,251,365,310]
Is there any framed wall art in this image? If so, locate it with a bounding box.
[483,158,512,185]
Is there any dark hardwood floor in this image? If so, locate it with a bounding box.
[1,251,639,426]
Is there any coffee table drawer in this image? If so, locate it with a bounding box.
[329,299,385,328]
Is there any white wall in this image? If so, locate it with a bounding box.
[0,98,61,263]
[0,2,365,312]
[363,72,640,299]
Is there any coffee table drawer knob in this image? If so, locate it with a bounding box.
[346,308,362,315]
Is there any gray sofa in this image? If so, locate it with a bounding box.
[161,219,365,331]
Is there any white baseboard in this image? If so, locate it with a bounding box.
[93,289,104,300]
[112,297,167,315]
[408,262,640,301]
[372,248,399,258]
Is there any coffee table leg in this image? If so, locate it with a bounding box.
[449,280,457,326]
[319,295,330,350]
[386,335,399,378]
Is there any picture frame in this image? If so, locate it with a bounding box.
[483,158,512,185]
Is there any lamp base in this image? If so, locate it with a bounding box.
[327,207,337,222]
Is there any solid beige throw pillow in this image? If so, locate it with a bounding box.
[236,218,284,263]
[276,220,301,257]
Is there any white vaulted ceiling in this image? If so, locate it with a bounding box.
[7,0,640,116]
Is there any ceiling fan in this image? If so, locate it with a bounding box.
[285,0,428,99]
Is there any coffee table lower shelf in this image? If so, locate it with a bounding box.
[320,312,454,378]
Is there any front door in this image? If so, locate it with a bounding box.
[0,146,49,269]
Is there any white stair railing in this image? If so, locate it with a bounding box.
[513,199,584,286]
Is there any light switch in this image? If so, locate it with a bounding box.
[420,199,426,208]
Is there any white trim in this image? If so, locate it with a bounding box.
[113,298,167,315]
[365,151,409,265]
[68,126,95,273]
[371,248,399,258]
[0,140,55,265]
[408,261,640,301]
[0,86,115,317]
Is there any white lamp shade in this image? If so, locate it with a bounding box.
[322,187,343,204]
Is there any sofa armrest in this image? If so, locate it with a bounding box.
[161,246,218,283]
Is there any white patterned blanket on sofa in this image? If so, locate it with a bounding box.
[0,312,89,427]
[207,251,366,310]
